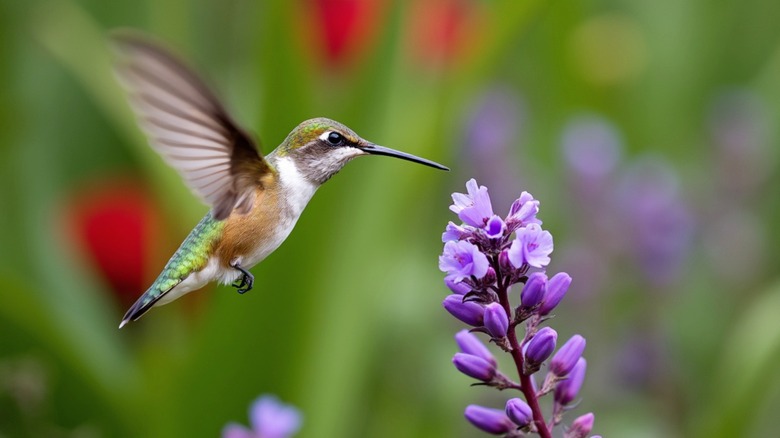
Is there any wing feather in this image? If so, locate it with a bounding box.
[112,32,275,220]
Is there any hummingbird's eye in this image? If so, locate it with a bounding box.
[325,131,345,146]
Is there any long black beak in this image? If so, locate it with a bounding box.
[361,143,449,171]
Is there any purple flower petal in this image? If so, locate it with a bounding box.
[450,179,495,227]
[439,240,489,281]
[505,398,532,427]
[507,191,541,227]
[221,423,255,438]
[550,335,586,377]
[508,224,553,268]
[250,395,302,438]
[555,358,587,406]
[453,353,496,381]
[484,215,506,239]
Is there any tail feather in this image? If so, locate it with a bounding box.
[118,281,180,329]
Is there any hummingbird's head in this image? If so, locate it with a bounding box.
[279,117,448,185]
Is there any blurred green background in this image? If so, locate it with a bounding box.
[2,0,780,436]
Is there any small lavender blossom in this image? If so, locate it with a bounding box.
[524,327,557,371]
[505,398,532,428]
[443,295,484,326]
[508,224,553,268]
[539,273,572,316]
[507,191,541,228]
[450,179,495,227]
[222,395,301,438]
[464,405,516,435]
[565,413,594,438]
[550,335,586,377]
[520,272,547,310]
[453,353,497,381]
[443,221,469,242]
[440,240,490,283]
[484,303,509,338]
[554,358,587,406]
[485,215,506,239]
[455,330,496,366]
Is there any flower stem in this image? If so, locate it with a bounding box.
[493,257,552,438]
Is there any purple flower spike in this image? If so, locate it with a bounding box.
[440,240,490,282]
[505,398,532,427]
[550,335,586,377]
[555,358,587,406]
[464,405,516,435]
[445,277,472,295]
[443,295,484,326]
[453,353,496,381]
[450,179,495,227]
[565,413,594,438]
[524,327,557,369]
[485,215,506,239]
[455,330,496,366]
[483,303,509,338]
[507,191,542,228]
[539,272,572,316]
[508,224,554,268]
[520,272,547,309]
[222,395,302,438]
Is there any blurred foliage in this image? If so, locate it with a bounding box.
[1,0,780,437]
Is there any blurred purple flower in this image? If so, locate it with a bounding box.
[222,395,301,438]
[708,89,773,194]
[562,114,622,184]
[615,157,694,284]
[439,240,489,282]
[450,178,495,227]
[508,224,553,268]
[464,87,526,207]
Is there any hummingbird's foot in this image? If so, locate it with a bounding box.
[231,262,254,294]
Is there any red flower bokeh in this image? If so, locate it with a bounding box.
[61,177,167,308]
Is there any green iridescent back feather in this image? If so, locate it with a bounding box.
[139,212,224,307]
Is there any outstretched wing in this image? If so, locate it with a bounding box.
[112,32,275,220]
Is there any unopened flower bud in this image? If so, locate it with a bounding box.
[443,295,484,326]
[520,272,546,309]
[498,249,512,272]
[455,330,496,366]
[505,398,532,427]
[550,335,586,377]
[453,353,496,381]
[484,303,509,338]
[564,413,594,438]
[483,267,497,285]
[464,405,516,435]
[539,272,571,316]
[523,327,557,372]
[554,358,586,406]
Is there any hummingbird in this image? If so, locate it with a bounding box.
[112,34,448,328]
